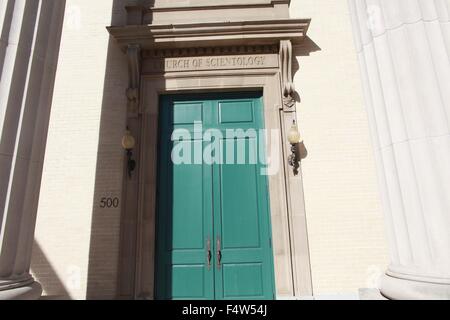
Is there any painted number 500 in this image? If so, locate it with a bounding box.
[100,197,120,208]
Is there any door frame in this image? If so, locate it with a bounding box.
[122,66,312,300]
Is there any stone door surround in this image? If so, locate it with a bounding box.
[108,6,313,300]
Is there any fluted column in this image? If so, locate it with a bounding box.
[0,0,65,300]
[348,0,450,299]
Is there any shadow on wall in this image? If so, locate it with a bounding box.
[86,0,155,300]
[293,36,321,104]
[31,240,71,300]
[293,36,321,161]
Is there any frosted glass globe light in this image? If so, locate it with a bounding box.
[288,123,301,145]
[122,130,136,150]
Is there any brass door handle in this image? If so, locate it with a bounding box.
[216,237,222,269]
[206,237,212,270]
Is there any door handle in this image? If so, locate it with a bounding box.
[206,237,212,270]
[216,236,222,269]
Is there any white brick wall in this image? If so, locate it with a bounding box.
[291,0,388,295]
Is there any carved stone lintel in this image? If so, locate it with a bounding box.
[126,44,141,114]
[280,40,296,111]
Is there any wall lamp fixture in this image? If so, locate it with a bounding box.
[287,120,302,168]
[122,128,136,178]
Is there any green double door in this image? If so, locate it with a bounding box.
[155,92,275,300]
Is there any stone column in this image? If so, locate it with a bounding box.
[0,0,65,300]
[348,0,450,299]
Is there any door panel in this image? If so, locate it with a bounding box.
[222,263,265,298]
[156,93,274,300]
[213,134,274,300]
[156,98,214,300]
[219,100,254,124]
[219,140,261,249]
[171,152,204,250]
[173,102,203,125]
[171,265,208,299]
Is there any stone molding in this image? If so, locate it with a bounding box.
[381,273,450,300]
[107,19,310,51]
[147,0,291,11]
[142,44,279,58]
[125,1,292,25]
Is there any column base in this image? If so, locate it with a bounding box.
[0,277,42,300]
[381,273,450,300]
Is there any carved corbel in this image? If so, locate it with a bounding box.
[126,44,141,114]
[280,40,296,110]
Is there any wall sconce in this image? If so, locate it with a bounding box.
[287,120,302,168]
[122,128,136,178]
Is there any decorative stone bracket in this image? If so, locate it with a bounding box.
[280,40,296,111]
[126,44,141,114]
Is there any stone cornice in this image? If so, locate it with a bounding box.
[145,0,291,12]
[107,19,310,52]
